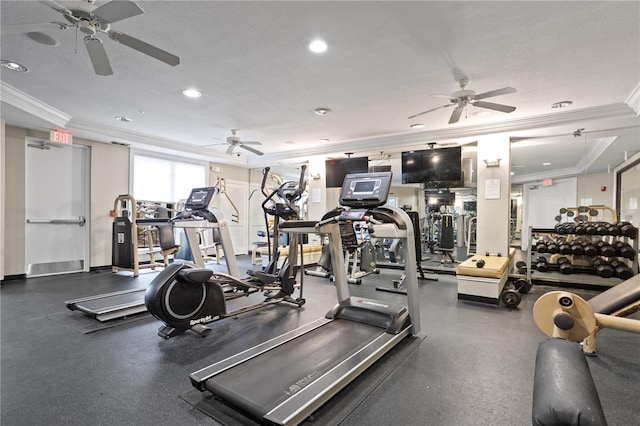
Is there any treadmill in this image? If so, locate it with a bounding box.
[65,187,239,322]
[189,172,422,425]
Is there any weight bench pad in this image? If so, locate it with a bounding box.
[532,338,607,426]
[588,274,640,315]
[456,255,509,279]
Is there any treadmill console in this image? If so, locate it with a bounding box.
[184,187,218,211]
[174,187,220,222]
[339,172,392,208]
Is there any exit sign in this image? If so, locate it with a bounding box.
[50,129,72,144]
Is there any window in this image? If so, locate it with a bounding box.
[132,151,207,202]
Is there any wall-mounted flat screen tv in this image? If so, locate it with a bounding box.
[325,157,369,188]
[425,190,455,206]
[401,146,462,186]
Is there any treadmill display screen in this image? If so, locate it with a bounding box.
[184,187,218,210]
[353,180,377,194]
[339,172,392,208]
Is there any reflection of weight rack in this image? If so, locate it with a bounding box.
[555,205,617,224]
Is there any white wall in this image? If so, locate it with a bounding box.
[1,119,5,280]
[577,172,615,214]
[521,177,577,249]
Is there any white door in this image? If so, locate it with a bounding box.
[219,179,249,254]
[25,138,91,277]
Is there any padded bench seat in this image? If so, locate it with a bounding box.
[582,273,640,355]
[456,254,511,305]
[456,254,511,279]
[588,273,640,315]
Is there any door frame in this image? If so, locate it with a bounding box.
[24,137,91,277]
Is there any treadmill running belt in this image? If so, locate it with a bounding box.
[204,320,385,421]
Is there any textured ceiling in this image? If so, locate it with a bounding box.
[1,0,639,182]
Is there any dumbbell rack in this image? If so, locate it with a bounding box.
[526,226,638,288]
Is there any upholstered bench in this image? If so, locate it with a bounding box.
[456,253,511,305]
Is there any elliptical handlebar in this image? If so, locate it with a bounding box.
[261,167,271,198]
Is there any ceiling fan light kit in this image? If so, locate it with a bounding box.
[202,130,265,157]
[409,78,517,124]
[3,0,180,76]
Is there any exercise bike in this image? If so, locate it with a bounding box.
[144,185,306,339]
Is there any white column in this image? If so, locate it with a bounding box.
[476,134,511,256]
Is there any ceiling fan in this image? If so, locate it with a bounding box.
[1,0,180,76]
[408,78,517,124]
[204,130,264,156]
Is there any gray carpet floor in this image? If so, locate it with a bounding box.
[1,255,638,425]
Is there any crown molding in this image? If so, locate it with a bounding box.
[625,81,640,116]
[248,103,636,168]
[67,120,249,167]
[0,82,71,128]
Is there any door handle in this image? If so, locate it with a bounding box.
[27,216,86,227]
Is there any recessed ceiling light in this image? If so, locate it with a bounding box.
[182,89,202,98]
[510,171,515,176]
[543,162,551,166]
[0,60,28,72]
[308,39,328,53]
[314,107,331,115]
[284,140,296,145]
[551,101,573,109]
[410,124,425,129]
[115,116,132,123]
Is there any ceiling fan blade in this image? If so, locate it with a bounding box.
[239,144,264,156]
[39,0,74,16]
[92,0,144,23]
[108,31,180,66]
[472,101,516,113]
[1,22,69,35]
[84,37,113,76]
[473,87,517,100]
[240,141,261,145]
[408,104,452,120]
[448,106,464,124]
[225,144,236,155]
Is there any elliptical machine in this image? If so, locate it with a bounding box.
[251,165,308,289]
[143,185,306,339]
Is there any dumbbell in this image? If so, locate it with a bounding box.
[546,241,559,254]
[513,278,532,294]
[609,259,634,280]
[584,223,598,235]
[556,256,573,275]
[595,240,616,257]
[592,258,614,278]
[580,241,598,256]
[613,241,637,259]
[558,241,572,255]
[535,240,547,253]
[617,222,639,239]
[570,242,584,255]
[593,222,608,235]
[515,260,527,274]
[535,256,548,272]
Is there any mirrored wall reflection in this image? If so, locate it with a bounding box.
[617,154,640,226]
